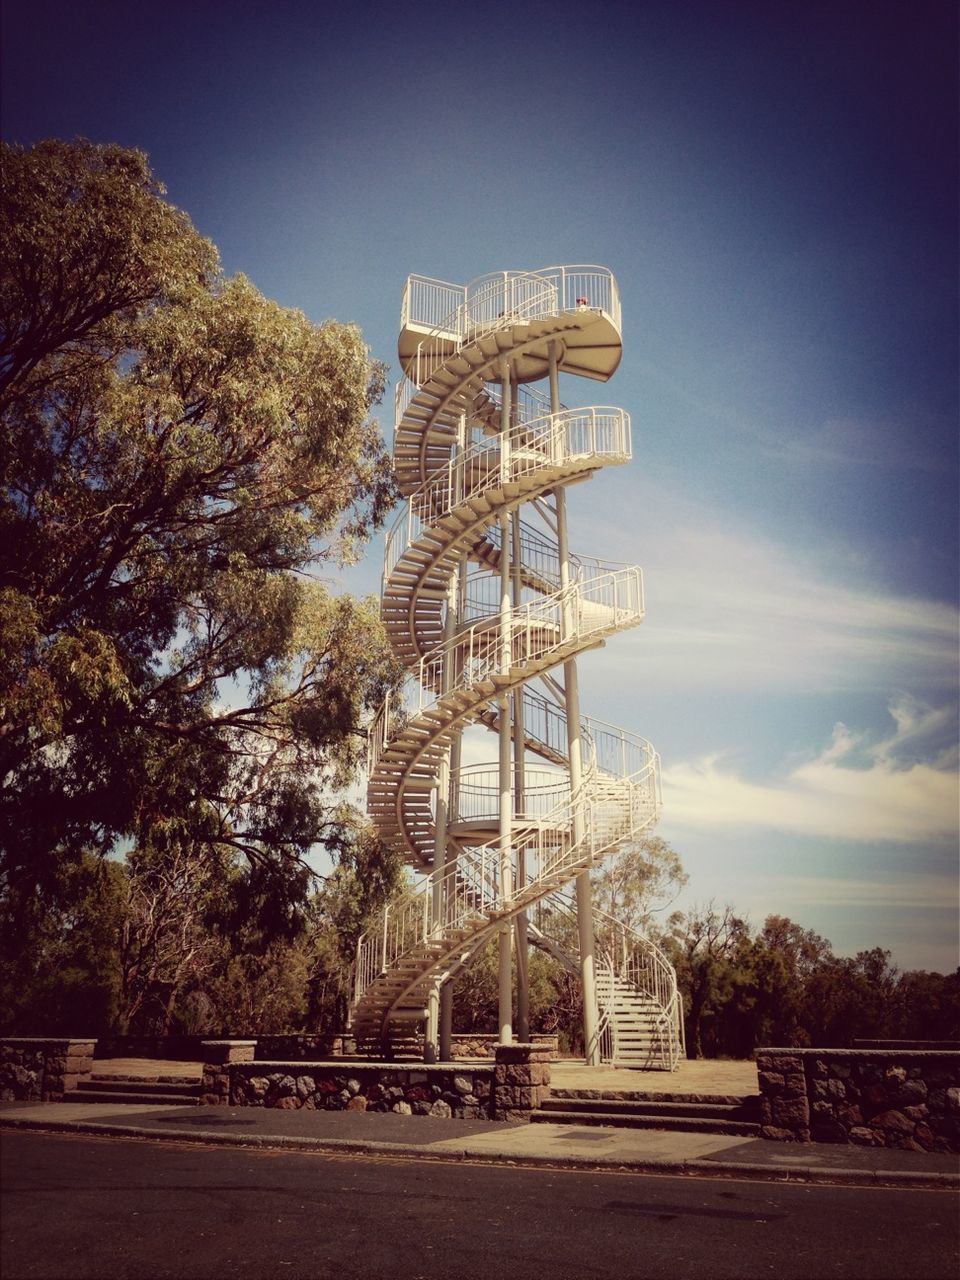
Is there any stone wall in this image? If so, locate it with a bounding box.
[0,1038,96,1101]
[450,1033,559,1061]
[756,1048,960,1152]
[199,1039,552,1121]
[201,1040,256,1105]
[94,1033,353,1062]
[94,1035,207,1061]
[225,1061,495,1118]
[492,1043,552,1121]
[254,1034,348,1061]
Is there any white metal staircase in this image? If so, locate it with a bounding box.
[354,268,679,1063]
[529,894,684,1070]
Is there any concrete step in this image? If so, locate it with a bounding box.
[530,1109,759,1137]
[533,1090,761,1136]
[538,1096,760,1122]
[62,1075,204,1107]
[64,1087,202,1107]
[86,1075,201,1091]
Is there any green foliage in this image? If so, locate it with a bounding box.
[0,139,401,963]
[661,904,959,1058]
[590,836,687,937]
[0,851,126,1033]
[450,937,584,1052]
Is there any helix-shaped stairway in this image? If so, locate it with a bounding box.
[528,892,685,1070]
[353,268,681,1064]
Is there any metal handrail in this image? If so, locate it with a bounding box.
[355,744,660,1013]
[400,267,621,342]
[395,266,621,431]
[531,890,683,1070]
[357,265,663,1057]
[367,567,644,775]
[384,406,632,583]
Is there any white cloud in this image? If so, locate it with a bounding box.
[757,873,959,913]
[661,698,959,843]
[590,516,958,695]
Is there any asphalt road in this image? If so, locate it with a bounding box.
[2,1131,957,1280]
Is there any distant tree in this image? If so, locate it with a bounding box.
[665,903,751,1058]
[590,836,687,940]
[0,139,400,950]
[729,915,836,1051]
[0,851,126,1033]
[891,968,960,1043]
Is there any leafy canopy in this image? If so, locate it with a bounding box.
[0,139,400,915]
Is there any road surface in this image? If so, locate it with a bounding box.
[2,1131,957,1279]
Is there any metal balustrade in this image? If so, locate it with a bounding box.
[356,266,676,1063]
[383,407,631,584]
[356,744,661,1013]
[529,891,683,1069]
[394,267,622,442]
[400,266,621,341]
[368,568,644,775]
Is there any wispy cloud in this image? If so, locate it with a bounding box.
[661,697,959,843]
[757,873,959,913]
[638,355,955,474]
[594,517,958,694]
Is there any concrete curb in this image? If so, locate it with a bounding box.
[2,1115,957,1191]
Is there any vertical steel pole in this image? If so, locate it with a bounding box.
[498,357,513,1046]
[550,339,600,1065]
[439,414,468,1063]
[512,507,529,1042]
[424,985,439,1063]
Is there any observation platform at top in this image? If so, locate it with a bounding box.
[396,267,624,388]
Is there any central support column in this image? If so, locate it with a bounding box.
[512,506,530,1043]
[438,415,468,1063]
[550,340,600,1065]
[498,359,513,1046]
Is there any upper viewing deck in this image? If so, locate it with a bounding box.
[397,266,623,385]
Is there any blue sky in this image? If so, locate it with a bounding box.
[3,0,957,971]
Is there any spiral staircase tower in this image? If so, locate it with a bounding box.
[353,267,682,1068]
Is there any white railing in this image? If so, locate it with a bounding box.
[399,266,621,341]
[356,738,660,1013]
[453,764,571,826]
[383,407,631,582]
[463,554,640,624]
[395,266,621,432]
[530,891,682,1070]
[368,568,643,774]
[400,275,465,334]
[359,264,660,1052]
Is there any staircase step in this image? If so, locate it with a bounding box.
[530,1110,759,1137]
[537,1097,759,1122]
[65,1087,202,1107]
[85,1075,200,1092]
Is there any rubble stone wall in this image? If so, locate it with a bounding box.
[210,1043,553,1122]
[492,1042,552,1121]
[0,1038,96,1101]
[756,1048,960,1152]
[451,1033,559,1061]
[225,1061,496,1118]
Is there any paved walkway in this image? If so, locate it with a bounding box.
[4,1056,954,1189]
[549,1058,757,1096]
[84,1057,758,1096]
[2,1098,956,1190]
